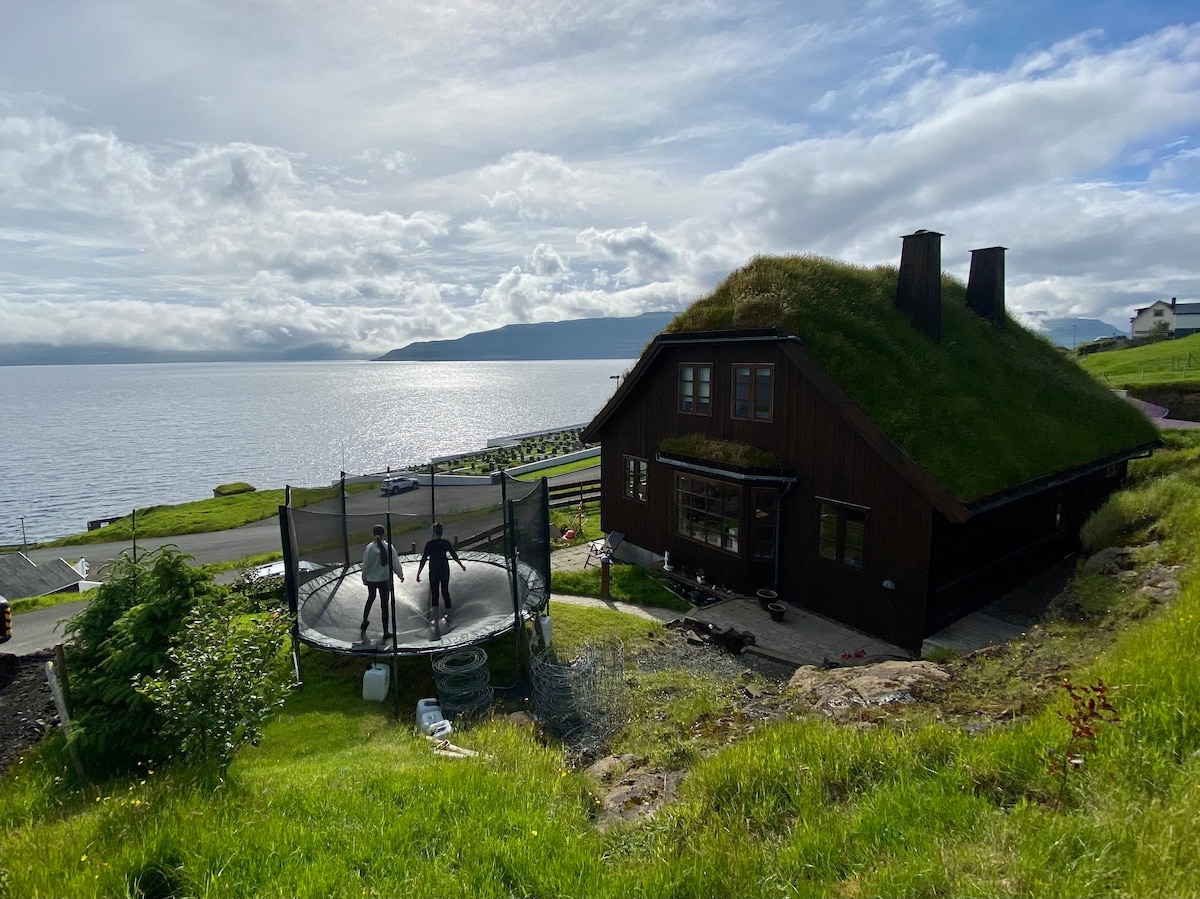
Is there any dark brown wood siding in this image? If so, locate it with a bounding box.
[592,337,936,650]
[588,332,1138,652]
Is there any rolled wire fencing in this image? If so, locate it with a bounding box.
[433,648,493,721]
[529,639,627,754]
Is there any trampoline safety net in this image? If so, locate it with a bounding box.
[277,475,551,659]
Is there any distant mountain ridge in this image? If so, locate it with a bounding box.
[0,342,359,366]
[374,311,676,361]
[0,313,1124,367]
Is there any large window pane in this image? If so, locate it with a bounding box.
[676,474,740,554]
[752,489,778,560]
[817,500,867,568]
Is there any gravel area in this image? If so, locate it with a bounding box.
[0,651,59,777]
[634,625,797,683]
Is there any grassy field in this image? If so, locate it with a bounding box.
[38,482,375,549]
[1078,333,1200,388]
[6,436,1200,896]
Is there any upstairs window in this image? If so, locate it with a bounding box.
[732,365,773,420]
[1153,308,1165,317]
[676,474,739,553]
[817,499,867,568]
[623,456,648,502]
[679,364,712,414]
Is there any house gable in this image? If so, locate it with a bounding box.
[659,254,1159,504]
[582,248,1161,650]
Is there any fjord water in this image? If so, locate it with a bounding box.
[1,359,631,545]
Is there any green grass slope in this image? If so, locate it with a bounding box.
[667,255,1159,503]
[1078,332,1200,389]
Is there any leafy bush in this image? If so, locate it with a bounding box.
[137,600,295,773]
[64,546,222,778]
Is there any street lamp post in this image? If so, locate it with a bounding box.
[19,516,27,550]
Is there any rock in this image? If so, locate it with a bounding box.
[584,754,640,782]
[788,659,950,715]
[1080,546,1136,576]
[506,711,535,728]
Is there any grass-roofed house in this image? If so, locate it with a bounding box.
[580,231,1160,651]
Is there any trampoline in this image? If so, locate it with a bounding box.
[278,474,552,666]
[295,549,546,656]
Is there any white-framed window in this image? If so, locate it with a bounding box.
[623,456,648,502]
[676,474,739,553]
[679,364,712,414]
[817,499,867,568]
[732,364,773,420]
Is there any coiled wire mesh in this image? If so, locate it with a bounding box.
[433,647,492,721]
[529,639,627,752]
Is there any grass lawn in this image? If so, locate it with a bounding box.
[1077,332,1200,388]
[7,437,1200,896]
[39,482,375,549]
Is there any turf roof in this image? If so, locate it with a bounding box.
[665,254,1159,504]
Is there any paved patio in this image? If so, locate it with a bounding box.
[548,542,1038,668]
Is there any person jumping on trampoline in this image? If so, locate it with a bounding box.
[361,524,404,640]
[416,522,465,631]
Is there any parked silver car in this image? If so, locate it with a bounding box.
[380,476,419,496]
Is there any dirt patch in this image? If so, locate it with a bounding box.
[0,651,60,777]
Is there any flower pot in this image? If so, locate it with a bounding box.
[756,588,777,611]
[767,602,786,623]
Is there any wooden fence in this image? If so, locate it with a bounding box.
[454,478,601,551]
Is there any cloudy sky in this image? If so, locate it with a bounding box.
[1,0,1198,357]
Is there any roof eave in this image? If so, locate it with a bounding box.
[962,439,1162,515]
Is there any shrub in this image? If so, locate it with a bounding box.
[137,599,295,773]
[64,546,222,778]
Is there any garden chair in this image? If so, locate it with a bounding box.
[584,531,624,568]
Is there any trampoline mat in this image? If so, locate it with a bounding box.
[296,550,546,656]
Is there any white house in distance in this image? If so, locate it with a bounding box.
[1130,298,1200,338]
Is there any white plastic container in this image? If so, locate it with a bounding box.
[416,697,446,734]
[362,662,390,701]
[536,614,552,648]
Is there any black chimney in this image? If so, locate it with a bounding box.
[966,246,1007,331]
[896,230,943,342]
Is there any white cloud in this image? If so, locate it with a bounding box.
[0,4,1198,356]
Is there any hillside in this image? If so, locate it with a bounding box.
[375,311,674,361]
[1078,333,1200,389]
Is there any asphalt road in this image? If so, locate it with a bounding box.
[6,470,597,655]
[20,473,589,570]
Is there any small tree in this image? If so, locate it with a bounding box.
[65,546,219,777]
[137,600,295,773]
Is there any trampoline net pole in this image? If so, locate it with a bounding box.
[279,503,304,686]
[339,472,350,569]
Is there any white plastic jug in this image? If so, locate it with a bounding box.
[536,613,552,648]
[416,697,446,734]
[362,663,389,701]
